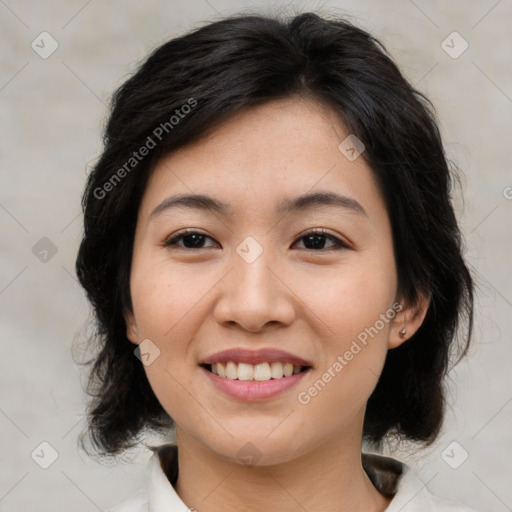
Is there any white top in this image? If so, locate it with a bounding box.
[106,444,481,512]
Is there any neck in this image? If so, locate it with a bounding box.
[173,428,391,512]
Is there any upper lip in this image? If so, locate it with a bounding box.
[201,348,312,367]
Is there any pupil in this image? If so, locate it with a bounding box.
[184,234,204,248]
[306,234,325,250]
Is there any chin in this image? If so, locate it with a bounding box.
[202,431,308,467]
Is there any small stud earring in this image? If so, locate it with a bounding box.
[399,328,407,337]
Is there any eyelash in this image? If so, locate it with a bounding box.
[163,228,349,252]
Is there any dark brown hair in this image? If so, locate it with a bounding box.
[75,11,474,458]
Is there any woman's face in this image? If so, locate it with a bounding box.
[126,97,407,465]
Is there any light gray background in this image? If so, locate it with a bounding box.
[1,1,511,511]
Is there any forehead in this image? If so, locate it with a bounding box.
[138,97,386,223]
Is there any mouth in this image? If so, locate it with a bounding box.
[200,361,310,381]
[199,348,312,401]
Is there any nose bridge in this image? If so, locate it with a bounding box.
[213,238,295,331]
[232,232,276,287]
[235,245,273,295]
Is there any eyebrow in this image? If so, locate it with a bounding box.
[148,191,367,221]
[277,191,367,217]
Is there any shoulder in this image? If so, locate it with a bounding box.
[427,492,485,512]
[104,487,149,512]
[396,468,486,512]
[362,452,485,512]
[104,444,186,512]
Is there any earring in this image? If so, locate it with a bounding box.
[399,328,407,337]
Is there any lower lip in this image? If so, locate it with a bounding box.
[200,366,310,401]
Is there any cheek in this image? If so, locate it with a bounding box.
[130,258,205,340]
[129,260,213,414]
[295,257,397,343]
[290,258,396,414]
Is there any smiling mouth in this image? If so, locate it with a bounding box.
[200,362,310,381]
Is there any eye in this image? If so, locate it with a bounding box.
[163,230,219,249]
[292,229,348,251]
[163,228,348,251]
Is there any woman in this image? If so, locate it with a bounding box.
[75,11,478,512]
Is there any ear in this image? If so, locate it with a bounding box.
[125,310,140,346]
[389,293,430,349]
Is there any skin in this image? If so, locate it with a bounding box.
[125,96,429,512]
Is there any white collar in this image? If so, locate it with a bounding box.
[145,447,190,512]
[108,443,479,511]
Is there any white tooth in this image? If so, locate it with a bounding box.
[216,362,226,378]
[270,362,284,379]
[293,365,302,374]
[211,364,218,375]
[283,363,293,377]
[226,361,238,380]
[237,362,254,381]
[254,362,271,381]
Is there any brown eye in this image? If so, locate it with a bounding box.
[293,229,348,251]
[164,230,219,249]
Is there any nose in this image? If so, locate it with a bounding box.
[213,248,296,333]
